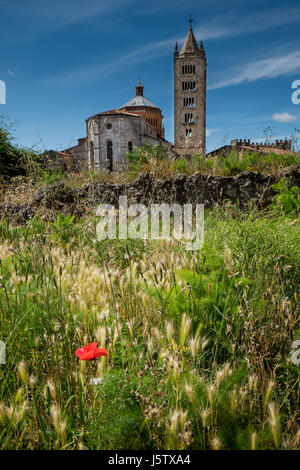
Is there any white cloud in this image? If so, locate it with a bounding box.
[194,6,300,42]
[206,128,221,137]
[2,0,136,28]
[29,3,300,38]
[272,112,297,123]
[49,5,300,85]
[209,50,300,90]
[52,37,176,83]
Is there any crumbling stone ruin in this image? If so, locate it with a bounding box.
[207,139,293,158]
[231,138,292,153]
[1,166,299,224]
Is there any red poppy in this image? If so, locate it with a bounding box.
[85,207,89,212]
[75,342,108,360]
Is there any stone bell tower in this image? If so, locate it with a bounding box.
[174,20,206,155]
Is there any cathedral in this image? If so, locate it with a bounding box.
[64,22,206,170]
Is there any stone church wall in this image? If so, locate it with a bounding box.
[97,115,140,169]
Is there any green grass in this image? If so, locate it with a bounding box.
[127,144,300,178]
[0,135,299,449]
[0,202,299,449]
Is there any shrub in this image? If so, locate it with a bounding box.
[0,128,26,177]
[270,178,300,215]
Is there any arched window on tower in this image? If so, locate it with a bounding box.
[128,141,133,153]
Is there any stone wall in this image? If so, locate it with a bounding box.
[1,166,299,224]
[42,150,85,171]
[231,139,292,151]
[208,139,294,158]
[85,113,161,171]
[64,138,88,163]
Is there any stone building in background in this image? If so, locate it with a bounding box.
[119,81,164,139]
[63,83,163,171]
[174,20,207,156]
[207,138,293,158]
[61,21,208,171]
[57,21,208,170]
[48,21,293,172]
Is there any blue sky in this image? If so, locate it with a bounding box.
[1,0,300,152]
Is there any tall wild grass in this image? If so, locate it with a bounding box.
[0,204,299,449]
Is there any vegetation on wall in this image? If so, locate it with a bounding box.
[127,143,300,179]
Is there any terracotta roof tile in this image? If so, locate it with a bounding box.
[87,109,141,119]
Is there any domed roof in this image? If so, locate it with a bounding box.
[120,95,159,109]
[119,81,160,110]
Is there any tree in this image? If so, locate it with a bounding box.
[0,127,26,177]
[0,115,40,178]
